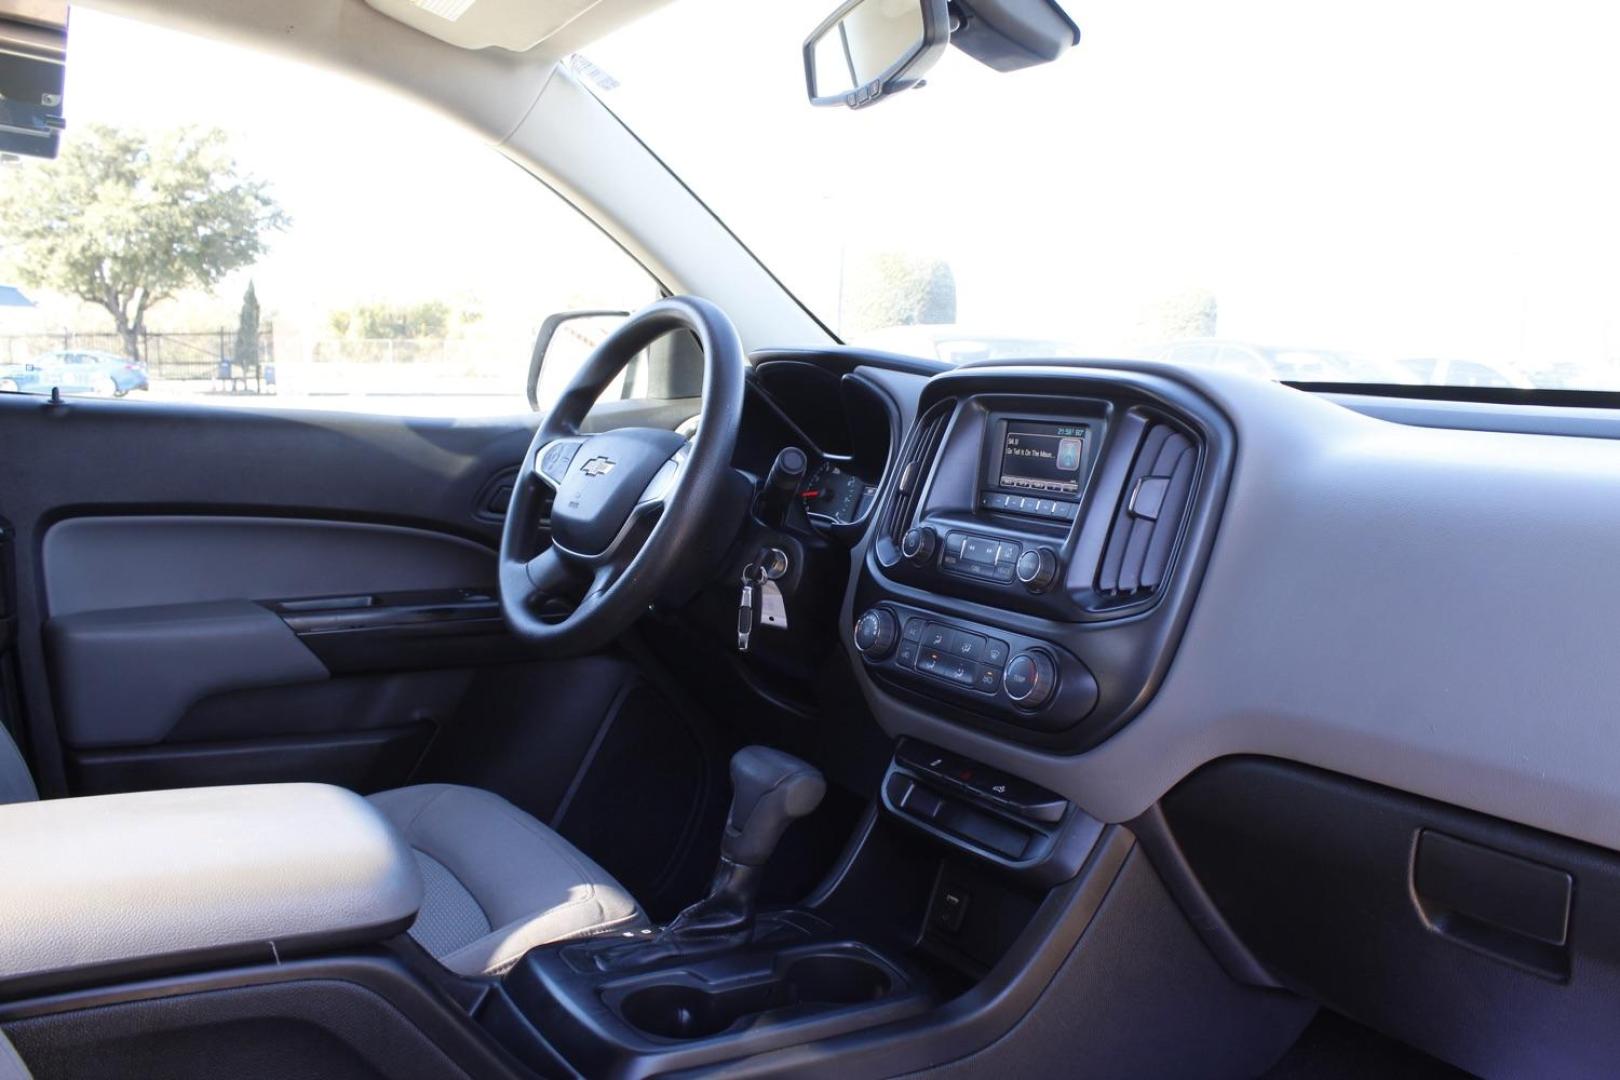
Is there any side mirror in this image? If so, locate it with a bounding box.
[526,309,629,412]
[803,0,949,110]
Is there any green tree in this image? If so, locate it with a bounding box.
[330,300,453,340]
[0,124,288,360]
[1137,287,1218,343]
[846,252,957,333]
[234,281,261,372]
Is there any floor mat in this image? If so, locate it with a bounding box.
[1262,1010,1475,1079]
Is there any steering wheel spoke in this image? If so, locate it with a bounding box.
[534,436,587,490]
[525,546,579,598]
[636,441,691,510]
[585,560,625,602]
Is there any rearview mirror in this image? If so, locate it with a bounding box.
[803,0,949,110]
[0,1,67,159]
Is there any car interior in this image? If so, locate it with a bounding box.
[2,0,1619,1077]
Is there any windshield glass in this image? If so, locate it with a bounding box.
[588,0,1620,390]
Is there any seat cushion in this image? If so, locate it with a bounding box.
[0,723,37,806]
[368,783,646,976]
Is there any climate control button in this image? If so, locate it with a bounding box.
[854,608,898,659]
[1004,650,1057,709]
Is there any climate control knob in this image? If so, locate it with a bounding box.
[1004,650,1057,709]
[1015,547,1059,592]
[853,608,898,659]
[900,526,938,565]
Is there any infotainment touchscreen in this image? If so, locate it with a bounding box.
[997,421,1087,497]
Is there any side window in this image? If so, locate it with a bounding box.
[0,10,661,417]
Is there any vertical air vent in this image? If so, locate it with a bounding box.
[1097,422,1198,602]
[881,400,954,550]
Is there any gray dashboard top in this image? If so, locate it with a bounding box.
[849,359,1620,853]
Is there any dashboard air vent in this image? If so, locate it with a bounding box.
[1097,422,1198,601]
[882,401,953,547]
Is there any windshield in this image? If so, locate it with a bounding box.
[588,0,1620,390]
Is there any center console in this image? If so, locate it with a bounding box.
[480,741,1121,1079]
[850,366,1235,752]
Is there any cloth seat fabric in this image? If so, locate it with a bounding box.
[368,783,647,976]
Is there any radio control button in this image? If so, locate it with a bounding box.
[901,526,939,564]
[1016,547,1059,593]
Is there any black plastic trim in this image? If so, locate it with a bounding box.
[0,951,528,1079]
[1291,379,1620,409]
[849,365,1235,752]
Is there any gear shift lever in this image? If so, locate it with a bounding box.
[663,746,825,938]
[720,746,827,867]
[591,746,825,970]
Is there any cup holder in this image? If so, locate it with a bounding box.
[617,953,895,1040]
[779,954,892,1004]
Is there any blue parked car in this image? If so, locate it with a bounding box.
[31,349,150,397]
[0,361,44,394]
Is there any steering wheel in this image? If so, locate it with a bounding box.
[499,296,745,654]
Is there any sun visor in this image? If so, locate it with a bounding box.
[362,0,605,51]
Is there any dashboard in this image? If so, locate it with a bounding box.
[721,347,1620,1074]
[728,347,1620,867]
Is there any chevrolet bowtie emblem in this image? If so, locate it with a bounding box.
[579,456,617,477]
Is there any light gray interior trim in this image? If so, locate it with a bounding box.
[43,516,496,618]
[500,67,833,352]
[0,783,422,984]
[849,361,1620,855]
[45,600,330,749]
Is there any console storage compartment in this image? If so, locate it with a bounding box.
[0,783,422,994]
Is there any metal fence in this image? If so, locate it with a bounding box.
[0,329,274,383]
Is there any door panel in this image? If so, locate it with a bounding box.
[42,516,496,616]
[0,391,696,796]
[47,600,328,747]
